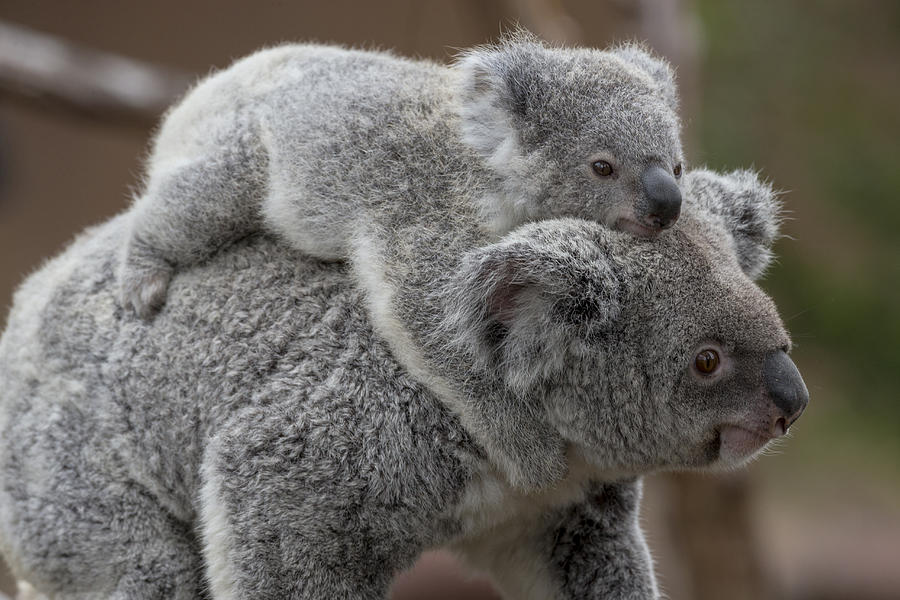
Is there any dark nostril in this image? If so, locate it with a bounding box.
[784,407,804,430]
[772,416,787,437]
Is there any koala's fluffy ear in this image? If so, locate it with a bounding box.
[609,42,679,112]
[442,224,622,393]
[684,168,783,280]
[436,223,622,489]
[454,33,546,168]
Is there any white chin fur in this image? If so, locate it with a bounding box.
[615,218,661,239]
[717,425,773,465]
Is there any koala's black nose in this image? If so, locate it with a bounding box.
[764,350,809,432]
[641,166,682,229]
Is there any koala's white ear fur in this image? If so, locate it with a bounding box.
[441,246,541,389]
[610,42,679,112]
[684,168,783,280]
[455,51,525,171]
[438,235,612,490]
[454,31,547,171]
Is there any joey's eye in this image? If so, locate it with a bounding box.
[592,160,613,177]
[695,349,720,374]
[673,163,682,178]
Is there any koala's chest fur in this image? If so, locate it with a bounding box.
[442,450,611,600]
[449,449,601,540]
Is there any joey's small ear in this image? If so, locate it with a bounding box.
[610,42,679,112]
[454,37,545,166]
[684,168,783,280]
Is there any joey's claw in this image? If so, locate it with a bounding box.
[119,265,173,320]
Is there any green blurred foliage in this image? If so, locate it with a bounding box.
[695,0,900,467]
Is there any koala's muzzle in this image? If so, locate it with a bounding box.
[764,350,809,435]
[641,166,682,230]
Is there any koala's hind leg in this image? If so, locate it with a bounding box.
[3,476,206,600]
[0,403,206,599]
[120,131,268,319]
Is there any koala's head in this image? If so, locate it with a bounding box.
[456,32,684,238]
[439,170,807,488]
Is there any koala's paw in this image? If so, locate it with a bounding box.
[118,258,173,320]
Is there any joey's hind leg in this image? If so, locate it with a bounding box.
[119,227,176,319]
[120,132,268,318]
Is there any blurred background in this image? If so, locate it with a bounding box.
[0,1,897,599]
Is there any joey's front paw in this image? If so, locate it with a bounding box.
[118,259,173,320]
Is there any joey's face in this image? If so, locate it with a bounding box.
[457,39,685,236]
[516,66,685,237]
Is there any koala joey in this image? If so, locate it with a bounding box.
[119,32,685,318]
[0,168,806,599]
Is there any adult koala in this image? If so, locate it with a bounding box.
[0,170,806,599]
[118,32,685,318]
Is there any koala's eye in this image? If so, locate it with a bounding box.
[673,163,683,178]
[695,349,720,374]
[592,160,613,177]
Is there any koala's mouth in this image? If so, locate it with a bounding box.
[717,424,777,463]
[614,217,664,239]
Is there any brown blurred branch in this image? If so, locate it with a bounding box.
[0,21,191,127]
[503,0,584,43]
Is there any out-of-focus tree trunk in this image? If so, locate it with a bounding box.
[666,472,776,600]
[0,559,12,599]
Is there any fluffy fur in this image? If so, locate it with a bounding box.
[0,169,806,598]
[118,33,685,318]
[683,167,781,279]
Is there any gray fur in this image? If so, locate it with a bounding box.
[118,33,685,318]
[351,166,788,491]
[683,168,782,279]
[0,167,803,597]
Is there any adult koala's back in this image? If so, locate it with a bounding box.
[0,218,480,598]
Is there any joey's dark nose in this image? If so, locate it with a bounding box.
[641,165,682,229]
[764,350,809,432]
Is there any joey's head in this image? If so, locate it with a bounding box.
[439,170,807,488]
[456,33,684,236]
